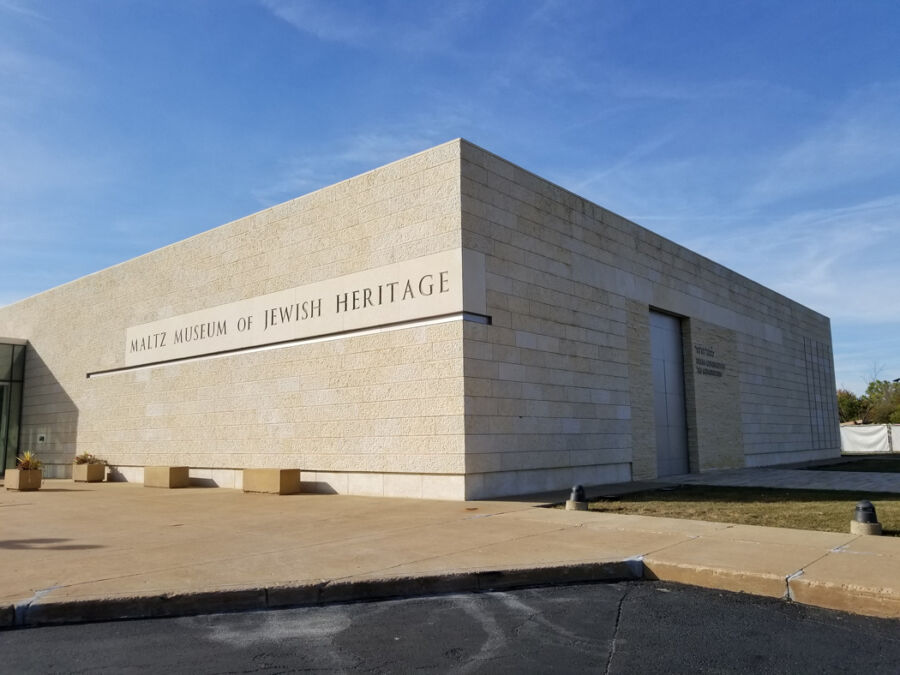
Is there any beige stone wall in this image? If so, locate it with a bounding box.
[459,140,838,497]
[739,332,840,466]
[0,138,840,499]
[0,141,470,498]
[683,321,743,471]
[460,144,633,498]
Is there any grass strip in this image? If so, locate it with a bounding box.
[586,485,900,537]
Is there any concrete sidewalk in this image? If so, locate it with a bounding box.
[1,480,898,628]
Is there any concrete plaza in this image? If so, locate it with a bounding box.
[2,466,899,628]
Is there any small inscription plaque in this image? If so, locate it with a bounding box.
[694,344,726,377]
[124,249,485,367]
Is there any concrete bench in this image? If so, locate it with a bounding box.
[73,463,106,483]
[144,466,190,488]
[242,469,301,495]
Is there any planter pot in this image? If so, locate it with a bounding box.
[73,463,105,482]
[6,469,42,491]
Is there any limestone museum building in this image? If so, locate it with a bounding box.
[0,140,840,499]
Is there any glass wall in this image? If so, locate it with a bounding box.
[0,342,25,476]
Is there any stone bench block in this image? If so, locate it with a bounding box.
[243,469,301,495]
[73,463,106,483]
[144,466,190,488]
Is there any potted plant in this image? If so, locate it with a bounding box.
[5,450,43,491]
[73,452,106,483]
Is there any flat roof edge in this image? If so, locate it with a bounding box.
[0,139,467,311]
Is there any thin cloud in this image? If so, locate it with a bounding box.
[0,20,83,118]
[259,0,481,53]
[684,195,900,323]
[0,130,117,201]
[260,0,372,45]
[0,45,69,106]
[0,0,47,21]
[743,82,900,207]
[550,153,752,240]
[334,131,448,165]
[252,127,463,206]
[250,158,338,206]
[569,132,680,194]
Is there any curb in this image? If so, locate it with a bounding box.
[3,556,898,629]
[788,575,900,619]
[1,604,13,629]
[2,560,640,629]
[643,560,789,599]
[643,557,900,621]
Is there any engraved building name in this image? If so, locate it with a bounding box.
[124,249,485,367]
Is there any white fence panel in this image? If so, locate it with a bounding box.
[840,425,891,454]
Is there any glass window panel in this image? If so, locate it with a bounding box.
[0,384,8,470]
[0,344,11,381]
[7,382,22,466]
[12,345,25,381]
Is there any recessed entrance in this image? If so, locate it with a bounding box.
[650,311,689,477]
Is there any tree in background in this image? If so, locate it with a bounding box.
[836,380,900,424]
[837,388,864,423]
[862,380,900,424]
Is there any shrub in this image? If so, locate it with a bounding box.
[17,450,43,470]
[74,452,105,465]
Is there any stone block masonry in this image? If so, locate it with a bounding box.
[458,140,837,496]
[0,139,839,499]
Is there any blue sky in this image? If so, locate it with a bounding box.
[1,0,898,394]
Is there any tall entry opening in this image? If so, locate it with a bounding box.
[0,340,25,476]
[650,312,689,476]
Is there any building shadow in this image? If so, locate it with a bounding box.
[188,477,219,488]
[0,538,103,550]
[17,345,80,479]
[106,466,128,482]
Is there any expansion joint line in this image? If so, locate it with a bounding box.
[784,548,833,601]
[13,586,60,626]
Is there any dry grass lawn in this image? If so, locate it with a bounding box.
[587,485,900,537]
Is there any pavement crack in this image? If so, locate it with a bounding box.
[604,585,630,675]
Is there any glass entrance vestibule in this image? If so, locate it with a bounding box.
[0,340,25,476]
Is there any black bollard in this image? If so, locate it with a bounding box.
[566,484,587,511]
[850,499,882,535]
[853,500,878,523]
